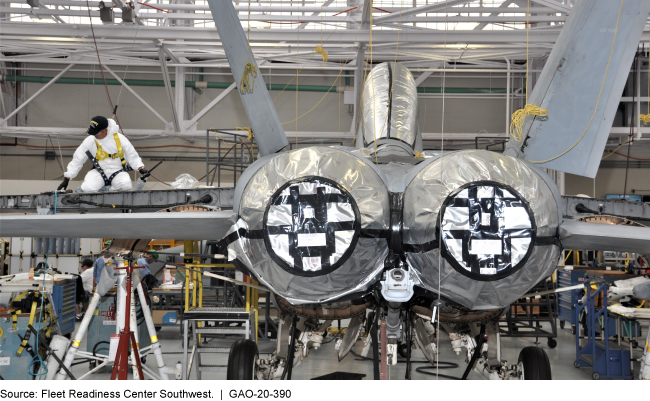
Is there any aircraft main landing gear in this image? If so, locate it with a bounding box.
[518,346,552,380]
[227,339,259,380]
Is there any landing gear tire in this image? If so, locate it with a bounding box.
[518,346,552,380]
[547,338,557,349]
[574,361,580,368]
[227,339,259,380]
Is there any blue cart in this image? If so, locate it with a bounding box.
[574,281,632,380]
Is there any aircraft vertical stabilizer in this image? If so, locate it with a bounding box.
[207,0,289,156]
[504,0,650,178]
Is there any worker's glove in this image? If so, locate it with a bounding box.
[139,168,148,175]
[57,177,70,191]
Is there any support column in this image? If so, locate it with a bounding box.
[175,66,186,123]
[16,63,26,127]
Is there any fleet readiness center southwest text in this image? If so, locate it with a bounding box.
[0,390,214,399]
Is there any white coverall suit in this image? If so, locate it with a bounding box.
[64,119,144,192]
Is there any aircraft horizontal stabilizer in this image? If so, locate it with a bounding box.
[504,0,650,178]
[0,211,234,240]
[560,219,650,255]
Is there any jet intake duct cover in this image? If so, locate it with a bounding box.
[362,62,418,147]
[223,147,390,304]
[403,150,561,310]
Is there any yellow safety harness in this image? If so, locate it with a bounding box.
[10,291,54,357]
[85,133,133,186]
[94,133,128,168]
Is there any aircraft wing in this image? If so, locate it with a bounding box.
[504,0,650,178]
[0,211,233,240]
[560,219,650,255]
[206,0,288,157]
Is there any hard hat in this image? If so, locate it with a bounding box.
[104,240,112,246]
[146,249,159,260]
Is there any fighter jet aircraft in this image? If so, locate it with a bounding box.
[2,0,650,380]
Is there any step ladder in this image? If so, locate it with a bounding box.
[181,306,255,380]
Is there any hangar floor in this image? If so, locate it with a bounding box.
[64,320,647,380]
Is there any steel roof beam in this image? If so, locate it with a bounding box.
[373,0,474,24]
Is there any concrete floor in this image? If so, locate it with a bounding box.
[64,320,647,380]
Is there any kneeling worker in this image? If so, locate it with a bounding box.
[57,116,148,192]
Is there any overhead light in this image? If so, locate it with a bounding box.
[121,2,135,23]
[99,1,114,24]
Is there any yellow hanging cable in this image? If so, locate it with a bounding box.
[235,127,253,142]
[602,136,633,160]
[296,4,299,148]
[639,28,650,125]
[272,1,366,127]
[210,128,244,146]
[339,27,342,145]
[529,0,624,164]
[313,45,329,64]
[280,1,366,126]
[338,77,341,144]
[313,6,328,65]
[510,0,548,142]
[353,43,373,145]
[510,104,548,142]
[368,6,378,165]
[240,63,257,95]
[240,1,256,95]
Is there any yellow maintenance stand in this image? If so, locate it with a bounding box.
[180,240,258,379]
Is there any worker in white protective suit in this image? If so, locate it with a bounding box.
[57,116,147,192]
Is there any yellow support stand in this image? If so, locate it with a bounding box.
[183,240,193,314]
[180,241,259,344]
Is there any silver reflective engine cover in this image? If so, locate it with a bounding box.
[362,62,419,147]
[225,147,391,305]
[403,150,561,310]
